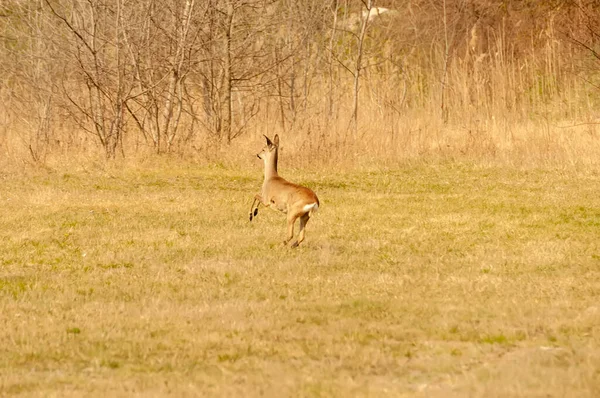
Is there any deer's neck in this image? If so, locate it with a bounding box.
[263,150,278,180]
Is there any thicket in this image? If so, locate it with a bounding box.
[1,0,599,165]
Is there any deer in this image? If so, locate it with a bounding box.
[249,134,320,248]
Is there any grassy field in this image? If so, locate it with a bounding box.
[0,160,599,397]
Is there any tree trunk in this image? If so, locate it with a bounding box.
[223,1,234,144]
[352,0,372,137]
[161,0,194,153]
[328,0,339,117]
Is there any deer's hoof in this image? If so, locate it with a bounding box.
[253,208,258,217]
[249,213,253,221]
[291,241,299,248]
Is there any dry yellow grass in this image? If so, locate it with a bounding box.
[0,160,599,397]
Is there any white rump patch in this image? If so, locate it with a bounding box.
[303,203,319,213]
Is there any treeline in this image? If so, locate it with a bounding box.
[0,0,599,162]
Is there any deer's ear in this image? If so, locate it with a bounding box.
[273,134,279,146]
[263,134,273,147]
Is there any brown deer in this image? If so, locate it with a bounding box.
[249,135,319,247]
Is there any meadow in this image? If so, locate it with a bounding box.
[0,159,599,397]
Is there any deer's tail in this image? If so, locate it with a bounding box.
[303,202,319,217]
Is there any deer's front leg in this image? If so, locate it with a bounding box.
[249,194,263,221]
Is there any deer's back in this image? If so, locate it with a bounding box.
[265,176,319,207]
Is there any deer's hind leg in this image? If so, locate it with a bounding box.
[291,213,310,248]
[283,212,300,246]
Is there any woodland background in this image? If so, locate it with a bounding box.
[1,0,600,165]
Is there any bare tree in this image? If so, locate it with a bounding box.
[43,0,135,158]
[222,0,235,143]
[351,0,372,135]
[0,0,56,162]
[123,0,204,154]
[328,0,340,118]
[161,0,197,152]
[194,0,276,144]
